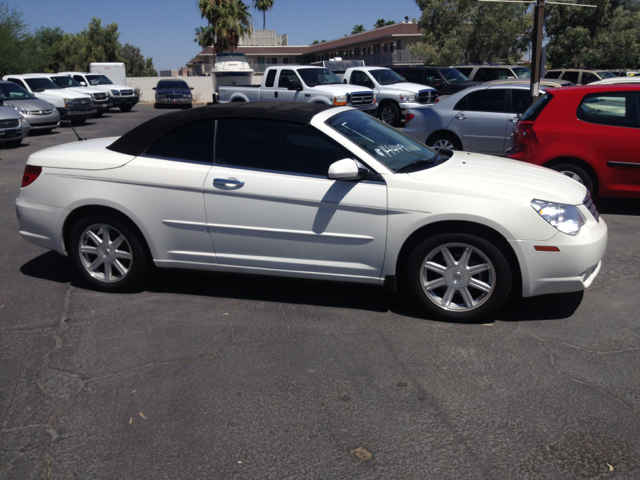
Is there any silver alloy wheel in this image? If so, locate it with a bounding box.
[432,138,455,151]
[559,170,584,184]
[420,242,495,311]
[78,223,133,283]
[380,105,398,125]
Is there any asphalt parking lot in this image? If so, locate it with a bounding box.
[1,105,639,479]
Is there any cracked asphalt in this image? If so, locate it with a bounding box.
[1,106,639,479]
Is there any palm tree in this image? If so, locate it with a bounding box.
[253,0,274,30]
[215,1,253,53]
[374,19,386,29]
[194,25,216,49]
[351,24,365,35]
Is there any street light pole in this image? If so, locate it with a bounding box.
[529,0,546,104]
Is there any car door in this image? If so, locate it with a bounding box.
[203,118,388,280]
[117,120,217,266]
[349,70,376,90]
[452,88,510,154]
[267,69,303,103]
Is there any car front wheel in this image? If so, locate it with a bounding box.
[69,215,149,292]
[379,102,401,127]
[406,234,511,322]
[428,133,462,151]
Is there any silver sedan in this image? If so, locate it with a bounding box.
[0,81,60,133]
[0,104,30,147]
[403,84,545,156]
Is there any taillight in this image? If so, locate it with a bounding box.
[405,113,415,123]
[513,121,538,149]
[21,166,42,188]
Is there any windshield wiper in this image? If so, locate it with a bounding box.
[395,159,436,173]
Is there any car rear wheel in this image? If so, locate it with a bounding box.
[70,119,86,126]
[379,102,401,127]
[549,163,595,195]
[5,139,23,148]
[119,105,133,112]
[406,234,511,322]
[428,133,462,151]
[69,215,149,292]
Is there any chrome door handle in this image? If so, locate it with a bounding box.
[213,178,244,187]
[455,113,467,120]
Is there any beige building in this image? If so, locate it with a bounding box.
[187,22,423,76]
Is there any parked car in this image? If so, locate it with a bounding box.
[341,66,437,126]
[544,68,617,85]
[0,80,60,134]
[15,103,607,322]
[403,84,545,156]
[390,66,477,99]
[507,85,640,198]
[587,77,640,86]
[44,75,112,116]
[482,78,575,88]
[153,79,193,108]
[60,71,139,112]
[453,65,531,82]
[2,74,96,125]
[0,103,29,147]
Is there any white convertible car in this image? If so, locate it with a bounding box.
[16,103,607,322]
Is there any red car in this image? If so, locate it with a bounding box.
[507,85,640,198]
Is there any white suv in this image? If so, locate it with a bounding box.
[454,65,531,83]
[45,75,112,116]
[60,72,139,112]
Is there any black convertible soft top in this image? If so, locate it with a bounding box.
[107,102,336,156]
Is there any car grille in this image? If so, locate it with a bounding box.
[120,89,134,96]
[0,119,20,129]
[67,98,94,108]
[348,92,374,106]
[583,193,599,222]
[93,93,108,101]
[28,109,54,115]
[417,90,438,104]
[163,93,188,100]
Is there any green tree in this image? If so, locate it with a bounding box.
[79,18,121,65]
[0,2,40,74]
[197,0,253,53]
[194,25,216,49]
[374,19,395,29]
[409,0,531,65]
[120,43,157,76]
[351,24,365,34]
[253,0,274,30]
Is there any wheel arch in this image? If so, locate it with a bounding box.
[395,220,522,297]
[63,205,153,262]
[426,130,463,149]
[543,156,599,195]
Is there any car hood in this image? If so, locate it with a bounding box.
[0,105,23,120]
[27,137,134,170]
[380,82,436,93]
[4,98,56,111]
[407,152,587,205]
[38,89,93,100]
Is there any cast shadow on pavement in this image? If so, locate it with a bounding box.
[21,250,583,324]
[597,198,640,216]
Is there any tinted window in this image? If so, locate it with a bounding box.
[581,72,598,85]
[51,76,82,88]
[440,68,469,83]
[24,78,59,92]
[0,82,34,99]
[474,68,506,82]
[7,78,28,89]
[350,70,374,88]
[215,119,352,176]
[544,71,561,79]
[157,81,189,89]
[464,89,506,112]
[73,75,85,84]
[422,69,439,84]
[456,67,473,77]
[402,69,422,83]
[513,67,531,78]
[510,89,531,114]
[577,92,639,128]
[521,92,554,121]
[278,69,300,88]
[265,69,277,87]
[144,120,215,163]
[562,71,579,84]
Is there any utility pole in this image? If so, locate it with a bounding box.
[529,0,546,104]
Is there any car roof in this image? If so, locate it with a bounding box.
[108,102,336,157]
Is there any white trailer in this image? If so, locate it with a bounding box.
[89,63,127,86]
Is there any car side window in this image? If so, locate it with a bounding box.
[581,72,598,85]
[402,69,421,83]
[350,71,374,88]
[278,70,300,88]
[215,119,354,177]
[144,120,215,163]
[464,89,507,113]
[423,69,438,84]
[73,75,85,84]
[474,68,498,82]
[562,72,579,84]
[456,67,472,77]
[264,69,277,88]
[7,78,28,90]
[510,90,531,114]
[577,92,639,128]
[544,71,561,79]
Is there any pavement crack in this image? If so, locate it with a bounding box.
[279,303,291,335]
[0,353,24,427]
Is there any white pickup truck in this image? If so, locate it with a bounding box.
[218,66,378,114]
[342,67,437,127]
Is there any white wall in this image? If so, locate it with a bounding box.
[126,77,216,104]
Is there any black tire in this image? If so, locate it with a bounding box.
[548,163,595,195]
[427,132,462,151]
[70,119,86,126]
[405,233,511,322]
[5,138,23,148]
[95,111,104,118]
[119,105,133,112]
[154,103,163,109]
[69,214,150,292]
[378,102,402,127]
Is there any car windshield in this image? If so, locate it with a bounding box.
[24,78,60,92]
[157,81,189,89]
[297,68,342,87]
[597,71,617,79]
[513,67,531,78]
[326,110,447,173]
[0,83,35,100]
[86,75,113,85]
[51,76,82,88]
[440,68,470,83]
[369,69,406,85]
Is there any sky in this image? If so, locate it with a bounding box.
[8,0,424,71]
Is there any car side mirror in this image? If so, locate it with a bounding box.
[190,87,194,90]
[152,87,157,90]
[327,159,367,181]
[287,80,302,91]
[80,81,86,86]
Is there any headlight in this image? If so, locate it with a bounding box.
[156,94,166,99]
[63,98,73,107]
[11,105,28,115]
[531,199,585,235]
[398,93,416,103]
[20,117,29,126]
[333,95,348,106]
[184,94,192,99]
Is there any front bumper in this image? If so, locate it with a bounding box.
[95,101,114,113]
[24,111,61,131]
[156,97,192,106]
[58,108,98,121]
[113,95,139,107]
[511,211,608,297]
[0,124,29,143]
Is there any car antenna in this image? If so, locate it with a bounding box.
[63,120,87,141]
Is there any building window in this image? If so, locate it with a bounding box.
[271,57,278,64]
[368,46,372,55]
[397,40,403,50]
[295,56,303,64]
[283,57,289,64]
[257,57,265,65]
